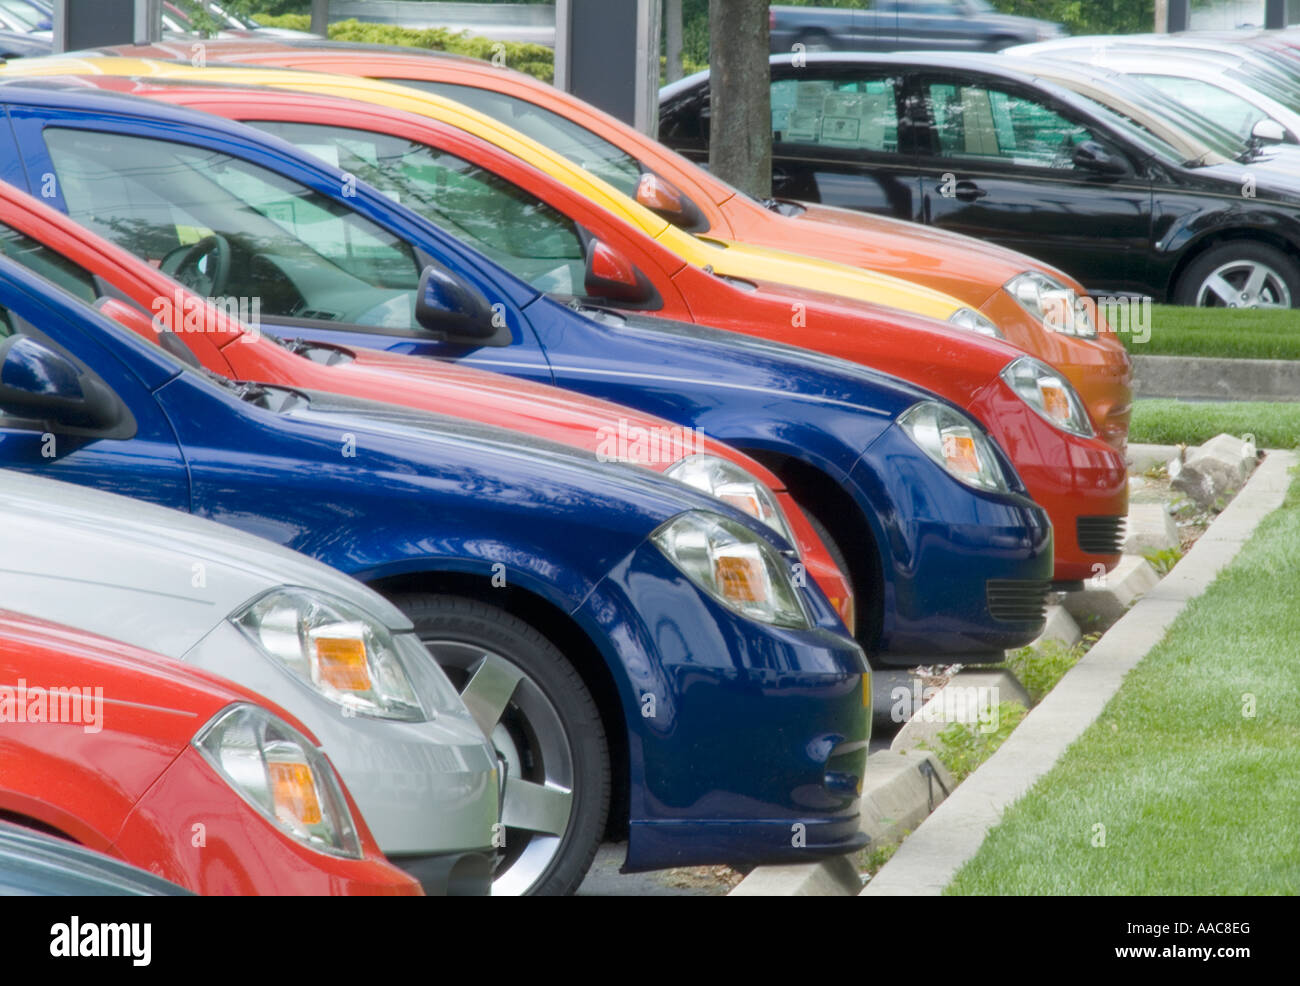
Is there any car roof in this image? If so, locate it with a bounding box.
[94,37,489,67]
[666,50,1112,115]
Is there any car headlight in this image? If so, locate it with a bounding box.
[193,703,363,859]
[652,511,811,629]
[1004,271,1097,338]
[898,401,1009,492]
[948,307,1003,338]
[1001,356,1095,437]
[664,454,797,549]
[233,588,432,722]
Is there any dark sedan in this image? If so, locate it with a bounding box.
[769,1,1064,54]
[659,52,1300,307]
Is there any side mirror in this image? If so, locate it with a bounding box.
[1072,140,1131,177]
[0,334,127,434]
[584,239,657,307]
[635,172,708,232]
[1251,118,1286,144]
[414,265,509,346]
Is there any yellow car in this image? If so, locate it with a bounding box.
[0,54,999,335]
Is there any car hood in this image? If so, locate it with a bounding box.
[0,467,413,658]
[576,304,940,419]
[781,200,1062,302]
[1195,158,1300,203]
[335,346,783,481]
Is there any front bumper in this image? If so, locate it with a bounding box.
[112,746,423,896]
[979,290,1133,452]
[970,380,1129,583]
[182,620,499,857]
[575,541,871,872]
[850,422,1055,664]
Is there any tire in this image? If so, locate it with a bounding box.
[394,593,610,897]
[804,510,852,588]
[1173,241,1300,309]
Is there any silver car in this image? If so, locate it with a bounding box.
[0,467,498,894]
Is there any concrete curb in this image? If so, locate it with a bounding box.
[1132,355,1300,403]
[728,855,863,896]
[861,450,1297,897]
[1127,442,1181,475]
[728,749,953,896]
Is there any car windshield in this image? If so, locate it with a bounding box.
[379,78,646,198]
[1226,66,1300,115]
[43,127,423,330]
[1055,76,1239,164]
[0,1,45,31]
[1043,84,1189,167]
[1134,74,1271,144]
[248,120,589,296]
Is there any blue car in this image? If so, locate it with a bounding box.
[0,252,870,895]
[0,83,1055,670]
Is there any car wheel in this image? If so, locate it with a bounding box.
[394,594,610,896]
[796,29,833,52]
[1175,242,1300,308]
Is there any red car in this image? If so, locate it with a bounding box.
[95,39,1132,452]
[84,79,1128,583]
[0,181,854,630]
[0,610,420,896]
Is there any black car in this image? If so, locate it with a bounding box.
[659,52,1300,307]
[769,1,1064,54]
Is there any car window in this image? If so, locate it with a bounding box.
[0,1,44,30]
[879,1,961,14]
[43,127,423,329]
[0,304,13,340]
[379,78,646,198]
[249,120,587,297]
[923,81,1095,168]
[771,75,901,153]
[0,223,98,305]
[1135,76,1268,142]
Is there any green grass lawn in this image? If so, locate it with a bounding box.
[946,472,1300,895]
[1130,399,1300,448]
[1119,305,1300,359]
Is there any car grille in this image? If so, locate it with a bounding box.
[986,579,1051,624]
[1077,515,1126,555]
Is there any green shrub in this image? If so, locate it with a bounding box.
[251,15,555,80]
[1000,638,1090,705]
[925,702,1028,782]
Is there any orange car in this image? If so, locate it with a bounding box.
[97,39,1132,451]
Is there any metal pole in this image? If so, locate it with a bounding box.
[635,0,662,135]
[554,0,571,90]
[134,0,160,44]
[665,0,683,83]
[1166,0,1189,33]
[1265,0,1286,29]
[1154,0,1167,33]
[311,0,329,37]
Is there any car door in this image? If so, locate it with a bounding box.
[766,61,922,218]
[875,1,980,51]
[0,261,190,509]
[7,108,557,386]
[908,72,1154,295]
